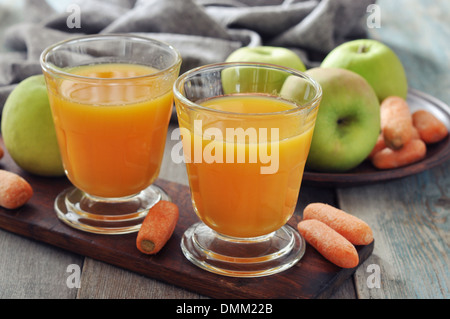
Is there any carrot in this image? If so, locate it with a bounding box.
[380,96,413,150]
[368,133,386,159]
[371,126,420,160]
[0,169,33,209]
[371,138,426,169]
[297,219,359,268]
[411,126,420,140]
[136,200,179,254]
[303,203,373,245]
[412,110,448,144]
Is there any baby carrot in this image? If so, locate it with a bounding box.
[412,110,448,144]
[303,203,373,245]
[371,138,426,170]
[0,169,33,209]
[380,96,413,150]
[368,133,385,160]
[411,126,420,140]
[297,219,359,268]
[136,200,179,255]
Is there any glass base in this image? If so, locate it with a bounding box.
[54,184,170,235]
[181,222,305,277]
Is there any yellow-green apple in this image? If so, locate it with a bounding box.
[298,67,380,172]
[1,75,65,176]
[321,39,408,102]
[279,75,317,105]
[222,46,306,94]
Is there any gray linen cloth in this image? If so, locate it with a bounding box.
[0,0,374,117]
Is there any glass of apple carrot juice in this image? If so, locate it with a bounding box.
[174,62,322,277]
[40,35,181,234]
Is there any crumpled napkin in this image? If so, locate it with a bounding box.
[0,0,373,115]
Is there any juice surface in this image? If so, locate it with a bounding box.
[181,95,314,238]
[47,63,173,198]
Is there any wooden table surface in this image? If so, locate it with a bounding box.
[0,0,449,299]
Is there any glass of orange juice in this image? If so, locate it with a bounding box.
[40,35,181,234]
[173,62,322,277]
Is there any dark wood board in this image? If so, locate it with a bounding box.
[0,137,373,299]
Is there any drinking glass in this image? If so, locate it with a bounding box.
[40,34,181,234]
[173,62,322,277]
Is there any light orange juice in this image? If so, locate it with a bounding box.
[46,63,173,198]
[181,95,315,238]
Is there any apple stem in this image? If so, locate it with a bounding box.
[357,44,369,54]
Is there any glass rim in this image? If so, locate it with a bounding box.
[39,34,182,82]
[173,61,322,117]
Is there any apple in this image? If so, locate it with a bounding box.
[1,75,65,176]
[222,46,306,94]
[300,67,380,172]
[279,75,317,105]
[321,39,408,102]
[225,46,306,71]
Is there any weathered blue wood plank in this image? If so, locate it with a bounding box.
[334,0,450,299]
[339,160,449,298]
[368,0,450,104]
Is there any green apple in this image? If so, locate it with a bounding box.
[222,46,306,94]
[279,75,317,105]
[321,39,408,102]
[225,46,306,71]
[303,67,380,172]
[1,75,65,176]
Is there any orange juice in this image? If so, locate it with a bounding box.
[180,95,315,238]
[46,63,173,198]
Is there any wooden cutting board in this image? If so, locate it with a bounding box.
[0,137,373,299]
